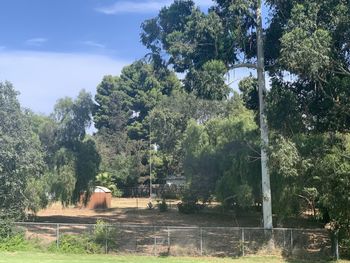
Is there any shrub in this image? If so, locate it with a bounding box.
[0,221,12,239]
[50,234,102,254]
[157,199,168,212]
[0,234,29,252]
[0,226,42,252]
[92,220,117,251]
[177,202,204,214]
[50,220,117,254]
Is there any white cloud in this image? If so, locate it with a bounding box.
[82,41,106,49]
[0,51,128,114]
[25,38,48,47]
[96,0,213,14]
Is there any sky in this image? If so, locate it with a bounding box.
[0,0,258,114]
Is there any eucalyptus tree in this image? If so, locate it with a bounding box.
[141,0,273,229]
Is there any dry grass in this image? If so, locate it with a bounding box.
[35,198,256,227]
[34,198,323,229]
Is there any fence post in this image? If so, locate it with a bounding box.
[56,224,60,249]
[290,229,293,253]
[105,225,108,254]
[200,228,203,256]
[135,227,138,252]
[167,227,171,253]
[153,226,157,256]
[332,230,339,261]
[241,228,245,257]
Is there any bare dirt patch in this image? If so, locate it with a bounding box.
[33,198,323,229]
[34,198,256,227]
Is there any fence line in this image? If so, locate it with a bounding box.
[14,222,328,231]
[14,222,333,259]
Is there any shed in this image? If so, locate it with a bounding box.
[86,186,112,209]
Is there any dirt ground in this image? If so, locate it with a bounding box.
[34,198,323,228]
[35,198,243,226]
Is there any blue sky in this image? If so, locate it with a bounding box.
[0,0,257,114]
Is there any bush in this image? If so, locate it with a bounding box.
[50,234,102,254]
[0,226,42,252]
[157,199,168,212]
[92,220,117,251]
[177,202,204,214]
[0,234,29,252]
[0,221,13,239]
[49,220,117,254]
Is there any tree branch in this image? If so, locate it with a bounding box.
[231,63,258,70]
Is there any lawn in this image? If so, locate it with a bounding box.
[0,252,347,263]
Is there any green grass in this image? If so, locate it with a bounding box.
[0,252,348,263]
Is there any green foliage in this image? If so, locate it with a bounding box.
[177,202,203,214]
[50,220,117,254]
[238,76,259,113]
[93,61,181,189]
[313,138,350,234]
[185,60,230,100]
[53,90,94,146]
[73,138,101,202]
[182,96,261,207]
[50,235,102,254]
[24,177,50,214]
[92,220,117,251]
[48,148,76,206]
[0,82,44,220]
[94,61,181,140]
[29,90,101,206]
[95,173,123,197]
[279,3,332,80]
[0,225,41,252]
[0,234,32,252]
[157,199,168,212]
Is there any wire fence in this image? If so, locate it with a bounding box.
[14,222,333,259]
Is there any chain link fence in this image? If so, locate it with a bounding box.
[14,222,332,259]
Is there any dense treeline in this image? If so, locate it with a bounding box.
[0,0,349,244]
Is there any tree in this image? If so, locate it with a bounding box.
[0,82,44,220]
[182,96,261,207]
[94,60,181,140]
[30,90,100,205]
[265,0,350,132]
[93,61,181,189]
[142,0,273,228]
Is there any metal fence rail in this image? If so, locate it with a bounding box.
[14,222,332,259]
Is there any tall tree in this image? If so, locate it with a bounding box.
[142,0,273,228]
[31,90,100,205]
[0,82,44,220]
[182,96,261,206]
[93,60,181,188]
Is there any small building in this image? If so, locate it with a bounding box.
[86,186,112,209]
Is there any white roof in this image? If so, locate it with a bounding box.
[95,186,112,193]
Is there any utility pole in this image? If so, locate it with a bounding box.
[149,121,152,199]
[257,0,273,230]
[231,0,273,229]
